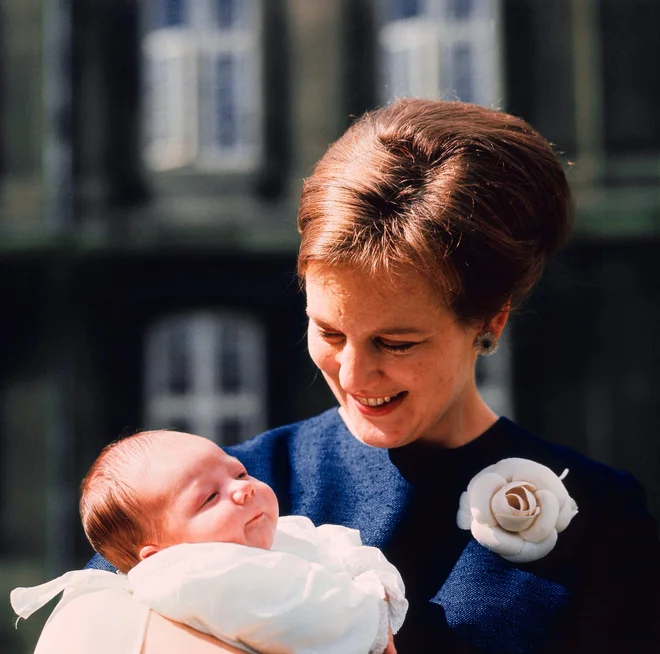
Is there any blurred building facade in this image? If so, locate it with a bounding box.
[1,1,659,651]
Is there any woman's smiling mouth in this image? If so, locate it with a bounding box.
[352,391,407,413]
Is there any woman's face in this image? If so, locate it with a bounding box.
[305,263,489,449]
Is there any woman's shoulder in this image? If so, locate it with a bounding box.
[231,408,344,451]
[500,418,641,488]
[497,418,652,521]
[226,408,352,477]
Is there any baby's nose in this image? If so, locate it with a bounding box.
[232,482,255,505]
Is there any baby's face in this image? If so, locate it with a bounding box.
[134,433,279,552]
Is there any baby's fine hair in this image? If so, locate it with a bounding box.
[80,430,170,573]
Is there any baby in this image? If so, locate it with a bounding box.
[11,430,407,654]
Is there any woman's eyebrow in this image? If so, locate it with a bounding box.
[305,314,336,329]
[377,327,426,336]
[307,312,427,336]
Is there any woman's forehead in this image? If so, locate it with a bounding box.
[305,263,437,303]
[305,263,451,328]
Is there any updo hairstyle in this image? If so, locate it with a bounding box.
[297,99,573,325]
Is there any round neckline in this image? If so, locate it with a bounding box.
[388,417,514,484]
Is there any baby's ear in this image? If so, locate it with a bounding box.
[138,544,161,561]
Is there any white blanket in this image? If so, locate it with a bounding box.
[11,516,408,654]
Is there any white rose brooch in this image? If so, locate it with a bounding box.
[457,458,579,563]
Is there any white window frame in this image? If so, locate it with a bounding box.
[141,0,263,172]
[144,311,267,444]
[143,30,198,170]
[379,0,503,107]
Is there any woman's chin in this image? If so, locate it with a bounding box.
[339,407,412,449]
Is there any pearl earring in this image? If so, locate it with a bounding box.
[474,331,499,356]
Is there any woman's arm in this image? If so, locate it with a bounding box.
[130,541,387,653]
[141,612,247,654]
[32,588,247,654]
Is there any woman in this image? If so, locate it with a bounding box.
[223,99,660,652]
[57,99,660,652]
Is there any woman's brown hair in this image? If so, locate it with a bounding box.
[297,99,573,324]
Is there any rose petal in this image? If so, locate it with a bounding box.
[491,486,513,516]
[495,513,538,532]
[506,485,534,513]
[471,521,524,557]
[509,461,569,504]
[492,481,536,515]
[503,529,558,563]
[490,458,528,482]
[555,496,579,532]
[469,472,507,527]
[519,489,560,543]
[521,486,537,513]
[457,492,472,530]
[466,464,498,495]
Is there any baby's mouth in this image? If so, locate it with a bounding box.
[246,512,264,526]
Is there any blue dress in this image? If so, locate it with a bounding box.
[88,409,660,653]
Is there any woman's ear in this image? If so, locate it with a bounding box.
[484,305,510,338]
[138,544,161,561]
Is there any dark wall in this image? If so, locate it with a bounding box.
[515,238,660,522]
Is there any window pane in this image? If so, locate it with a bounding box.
[450,42,474,103]
[217,321,241,392]
[216,418,244,445]
[152,0,185,28]
[449,0,475,21]
[143,33,197,170]
[601,0,660,155]
[215,55,237,147]
[388,0,421,21]
[235,54,256,149]
[167,324,190,394]
[199,52,238,151]
[216,0,238,28]
[386,49,411,97]
[148,59,172,145]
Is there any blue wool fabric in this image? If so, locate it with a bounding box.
[435,540,570,654]
[86,409,660,652]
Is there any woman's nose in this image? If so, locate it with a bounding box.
[337,342,381,393]
[231,480,255,505]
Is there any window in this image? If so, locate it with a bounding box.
[380,0,502,107]
[142,0,262,172]
[144,311,267,444]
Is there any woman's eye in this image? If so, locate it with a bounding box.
[378,340,417,353]
[317,328,343,341]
